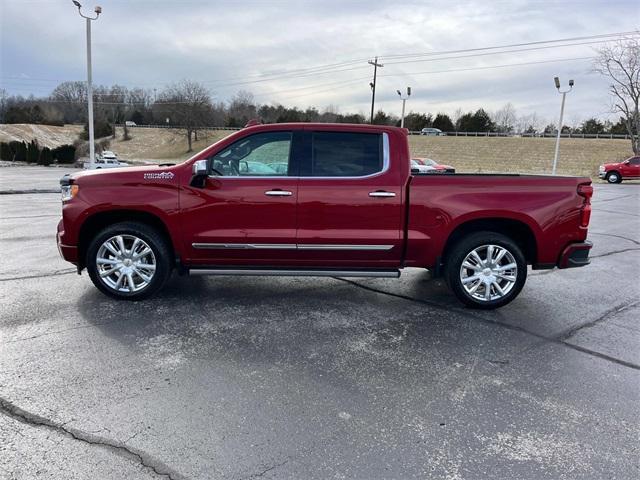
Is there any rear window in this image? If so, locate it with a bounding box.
[310,132,382,177]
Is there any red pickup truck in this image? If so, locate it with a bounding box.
[58,123,593,309]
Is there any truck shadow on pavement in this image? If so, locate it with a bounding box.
[75,273,530,372]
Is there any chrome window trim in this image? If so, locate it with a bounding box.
[205,132,390,180]
[192,243,394,251]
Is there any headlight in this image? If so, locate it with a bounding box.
[61,184,79,202]
[598,165,605,172]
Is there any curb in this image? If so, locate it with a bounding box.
[0,189,60,195]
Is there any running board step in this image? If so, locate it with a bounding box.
[188,268,401,278]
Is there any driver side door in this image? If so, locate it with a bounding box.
[180,130,301,267]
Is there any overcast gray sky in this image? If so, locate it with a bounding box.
[1,0,639,124]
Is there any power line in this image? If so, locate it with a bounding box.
[20,56,592,106]
[380,30,639,60]
[379,56,594,79]
[2,31,636,93]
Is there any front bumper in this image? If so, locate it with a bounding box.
[57,219,78,264]
[558,241,592,269]
[598,171,607,178]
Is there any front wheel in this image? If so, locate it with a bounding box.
[86,222,172,300]
[445,232,527,309]
[606,172,621,184]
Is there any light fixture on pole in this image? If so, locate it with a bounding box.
[72,1,102,169]
[552,76,574,175]
[397,87,411,128]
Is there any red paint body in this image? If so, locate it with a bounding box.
[57,123,592,272]
[598,155,640,181]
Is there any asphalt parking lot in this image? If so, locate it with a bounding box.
[1,167,639,479]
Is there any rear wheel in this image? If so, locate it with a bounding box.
[445,232,527,309]
[86,222,172,300]
[606,171,622,183]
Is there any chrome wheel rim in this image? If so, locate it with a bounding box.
[460,244,517,302]
[96,235,156,293]
[609,174,618,182]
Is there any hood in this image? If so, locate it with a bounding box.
[68,164,181,186]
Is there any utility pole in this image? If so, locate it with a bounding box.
[552,76,574,175]
[397,87,411,128]
[72,1,102,169]
[368,57,383,124]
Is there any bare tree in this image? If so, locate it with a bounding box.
[594,38,640,153]
[515,112,544,134]
[226,90,257,127]
[156,80,212,152]
[50,81,87,123]
[492,103,517,133]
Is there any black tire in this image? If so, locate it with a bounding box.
[86,221,172,300]
[445,231,527,309]
[606,171,622,184]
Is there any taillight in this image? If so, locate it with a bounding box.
[577,183,593,228]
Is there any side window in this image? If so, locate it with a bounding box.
[209,131,292,176]
[309,132,382,177]
[629,157,640,165]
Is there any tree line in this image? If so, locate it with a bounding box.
[0,83,631,150]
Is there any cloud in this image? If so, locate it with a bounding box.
[1,0,638,120]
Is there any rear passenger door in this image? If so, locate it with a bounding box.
[296,129,404,267]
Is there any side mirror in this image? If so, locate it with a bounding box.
[190,159,208,188]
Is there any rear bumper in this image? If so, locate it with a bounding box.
[558,241,592,269]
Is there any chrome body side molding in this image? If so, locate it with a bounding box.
[192,243,297,250]
[192,243,394,251]
[188,268,401,278]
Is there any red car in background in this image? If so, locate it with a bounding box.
[598,155,640,183]
[411,157,455,173]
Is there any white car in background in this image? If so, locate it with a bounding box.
[420,127,445,136]
[83,151,129,169]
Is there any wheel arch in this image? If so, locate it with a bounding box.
[441,217,538,266]
[77,209,175,270]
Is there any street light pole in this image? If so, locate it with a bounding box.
[72,1,101,169]
[397,87,411,128]
[552,76,574,175]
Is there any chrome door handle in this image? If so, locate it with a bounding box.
[369,191,396,198]
[265,190,293,196]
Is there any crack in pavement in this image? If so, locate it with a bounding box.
[555,300,640,341]
[591,247,640,259]
[0,268,77,282]
[244,460,289,479]
[593,208,640,217]
[591,193,635,203]
[0,396,185,480]
[589,232,640,246]
[333,278,640,371]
